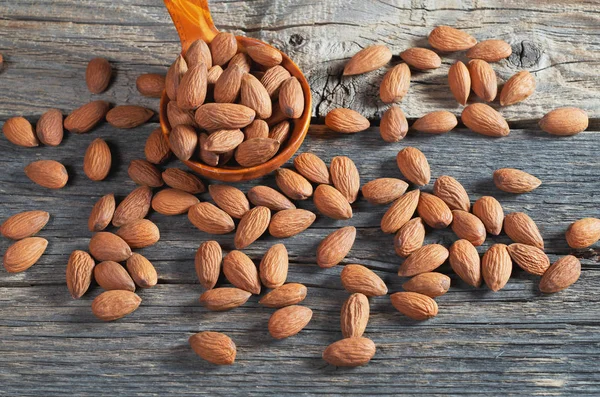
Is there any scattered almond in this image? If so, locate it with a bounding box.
[507,243,550,276]
[325,108,370,133]
[451,210,487,246]
[313,184,353,220]
[247,185,296,211]
[25,160,68,189]
[499,71,535,106]
[188,202,236,234]
[83,138,112,181]
[362,177,408,205]
[3,116,39,147]
[92,290,141,321]
[162,168,205,194]
[259,283,307,308]
[195,240,222,290]
[189,331,236,365]
[106,105,154,129]
[504,212,544,249]
[380,105,408,142]
[89,232,132,262]
[128,159,163,187]
[275,168,313,200]
[394,217,425,258]
[3,237,48,273]
[340,264,388,297]
[381,189,420,234]
[322,337,376,367]
[566,218,600,249]
[209,184,250,219]
[235,206,271,249]
[222,250,261,295]
[112,186,152,227]
[268,305,313,339]
[398,244,449,277]
[417,192,453,229]
[390,291,438,320]
[400,47,441,70]
[449,239,481,287]
[461,103,510,137]
[116,219,160,249]
[428,26,477,52]
[136,73,166,98]
[343,45,392,76]
[94,261,136,292]
[396,147,430,186]
[380,64,410,103]
[472,196,504,235]
[402,272,450,298]
[1,210,50,240]
[481,243,512,292]
[126,253,157,288]
[86,57,112,94]
[36,109,63,146]
[448,61,471,105]
[294,152,330,184]
[412,111,457,134]
[341,293,369,338]
[200,287,251,311]
[539,255,581,294]
[269,209,316,238]
[151,188,199,216]
[467,39,512,62]
[64,100,110,133]
[493,168,541,193]
[539,107,588,136]
[316,226,356,268]
[145,128,172,164]
[259,243,288,288]
[330,156,360,203]
[468,59,497,102]
[433,175,470,211]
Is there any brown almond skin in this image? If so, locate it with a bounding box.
[343,45,392,76]
[397,147,430,186]
[294,153,330,185]
[461,103,510,137]
[316,226,356,268]
[169,124,198,161]
[184,39,212,68]
[112,186,152,227]
[177,63,208,110]
[275,168,313,200]
[247,185,296,211]
[66,250,95,299]
[428,25,477,52]
[151,188,199,216]
[3,237,48,273]
[341,293,369,338]
[214,64,244,104]
[145,127,172,164]
[449,239,481,287]
[86,57,112,94]
[499,71,535,106]
[260,243,289,288]
[394,217,425,258]
[325,108,370,133]
[167,101,197,129]
[189,331,236,365]
[162,168,205,194]
[84,138,112,181]
[433,175,470,212]
[89,232,132,262]
[128,159,163,187]
[94,261,136,292]
[467,40,512,62]
[136,73,166,98]
[381,189,420,234]
[36,109,63,146]
[417,192,453,229]
[504,212,544,249]
[363,178,408,206]
[166,55,188,101]
[493,168,541,193]
[200,288,251,311]
[195,240,222,290]
[402,272,450,298]
[198,133,219,166]
[209,32,237,66]
[246,43,282,67]
[3,116,39,147]
[235,138,280,167]
[412,111,457,134]
[209,184,250,219]
[390,292,438,320]
[265,105,289,127]
[451,210,487,246]
[1,210,50,240]
[313,184,353,220]
[188,202,235,234]
[106,105,153,129]
[330,156,360,203]
[539,255,581,294]
[380,105,408,142]
[268,305,313,339]
[25,160,68,189]
[222,250,261,295]
[468,59,497,102]
[380,64,410,104]
[341,264,388,297]
[322,337,376,367]
[400,47,441,70]
[244,119,269,140]
[126,253,158,288]
[539,107,588,136]
[398,244,449,277]
[269,209,316,238]
[261,65,291,98]
[195,103,256,131]
[92,290,141,321]
[448,61,471,105]
[88,194,114,233]
[507,243,550,276]
[259,283,307,308]
[566,218,600,249]
[481,244,512,292]
[116,219,160,249]
[235,206,271,249]
[279,77,304,119]
[240,73,272,119]
[472,196,504,235]
[228,51,251,73]
[64,100,110,134]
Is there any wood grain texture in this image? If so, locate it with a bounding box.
[1,0,599,395]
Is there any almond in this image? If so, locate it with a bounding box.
[499,71,535,106]
[166,55,188,101]
[234,206,271,249]
[390,292,438,320]
[189,331,236,365]
[128,159,163,187]
[400,47,441,70]
[504,212,544,249]
[507,243,550,275]
[330,156,360,203]
[106,105,153,129]
[403,272,450,298]
[325,108,370,133]
[428,26,477,52]
[213,64,243,104]
[381,189,420,234]
[151,188,199,216]
[126,253,158,288]
[203,129,243,154]
[198,133,219,166]
[92,290,141,321]
[188,202,235,234]
[3,116,38,147]
[449,239,481,287]
[343,45,392,75]
[209,32,237,66]
[539,255,581,294]
[472,196,504,235]
[278,77,304,119]
[89,232,132,262]
[322,337,376,367]
[1,210,50,240]
[461,103,510,137]
[293,153,329,184]
[398,244,449,277]
[116,219,160,249]
[417,192,453,229]
[244,119,269,140]
[36,108,63,146]
[265,105,288,126]
[235,137,280,167]
[200,287,251,311]
[175,63,208,110]
[94,261,135,292]
[380,64,410,104]
[316,226,356,268]
[169,124,198,161]
[467,59,497,102]
[362,177,408,205]
[313,184,353,220]
[25,160,68,189]
[229,50,252,71]
[167,101,197,128]
[247,185,296,211]
[539,107,588,136]
[433,175,470,212]
[162,168,205,194]
[379,105,408,142]
[207,65,223,85]
[3,237,48,273]
[269,209,316,238]
[85,57,112,94]
[222,250,261,294]
[184,38,212,68]
[396,147,430,186]
[467,39,512,62]
[482,243,512,292]
[136,73,166,98]
[341,293,369,338]
[208,184,249,219]
[448,61,471,105]
[493,168,541,193]
[240,73,272,119]
[195,103,256,131]
[341,264,387,297]
[83,138,111,181]
[412,111,457,134]
[268,305,312,339]
[566,218,600,249]
[64,100,110,133]
[275,168,313,200]
[144,128,171,164]
[394,217,425,258]
[112,186,152,227]
[451,210,486,246]
[260,243,288,288]
[246,43,282,67]
[195,240,222,290]
[259,283,307,308]
[261,65,291,98]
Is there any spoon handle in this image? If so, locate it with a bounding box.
[164,0,219,52]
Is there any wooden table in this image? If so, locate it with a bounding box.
[1,0,599,395]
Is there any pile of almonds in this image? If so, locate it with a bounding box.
[1,25,599,369]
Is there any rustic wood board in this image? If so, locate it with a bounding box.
[1,0,599,395]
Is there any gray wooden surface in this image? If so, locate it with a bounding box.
[1,0,599,395]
